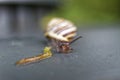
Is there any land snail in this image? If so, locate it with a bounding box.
[16,18,82,65]
[45,18,82,53]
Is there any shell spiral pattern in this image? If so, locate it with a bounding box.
[45,18,77,42]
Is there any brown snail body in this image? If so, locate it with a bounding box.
[45,18,82,53]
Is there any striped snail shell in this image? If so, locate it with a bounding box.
[45,18,77,42]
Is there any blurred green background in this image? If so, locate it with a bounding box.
[43,0,120,26]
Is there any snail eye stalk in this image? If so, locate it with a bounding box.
[70,36,82,44]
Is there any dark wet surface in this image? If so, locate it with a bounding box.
[0,25,120,80]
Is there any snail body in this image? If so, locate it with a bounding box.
[45,18,81,53]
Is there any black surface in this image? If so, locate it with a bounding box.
[0,26,120,80]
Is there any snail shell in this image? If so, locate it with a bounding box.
[45,18,77,42]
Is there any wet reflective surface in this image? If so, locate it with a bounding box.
[0,26,120,80]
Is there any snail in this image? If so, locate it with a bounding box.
[45,18,82,53]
